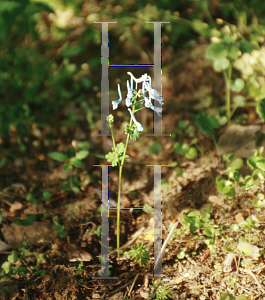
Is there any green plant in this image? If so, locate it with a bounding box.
[0,242,46,280]
[128,242,150,267]
[105,72,164,258]
[150,280,172,300]
[196,112,221,150]
[222,241,259,297]
[48,141,90,193]
[53,216,67,238]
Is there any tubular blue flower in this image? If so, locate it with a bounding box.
[125,80,133,107]
[144,80,164,105]
[112,84,122,110]
[128,108,143,132]
[142,76,163,116]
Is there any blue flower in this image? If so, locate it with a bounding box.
[142,76,163,116]
[112,84,122,110]
[125,80,133,107]
[128,108,143,132]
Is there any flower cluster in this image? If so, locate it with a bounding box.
[112,72,164,132]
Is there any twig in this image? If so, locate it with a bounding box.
[239,268,265,294]
[154,221,179,271]
[99,279,134,300]
[128,273,139,297]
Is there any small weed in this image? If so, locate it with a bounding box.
[150,280,172,300]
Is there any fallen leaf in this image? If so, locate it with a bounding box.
[209,195,224,206]
[235,213,245,223]
[9,201,23,213]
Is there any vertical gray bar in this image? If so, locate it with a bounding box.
[153,23,162,136]
[92,165,117,279]
[101,23,109,136]
[146,22,170,137]
[146,165,170,279]
[93,22,117,137]
[153,165,162,276]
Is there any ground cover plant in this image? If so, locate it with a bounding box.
[1,0,265,299]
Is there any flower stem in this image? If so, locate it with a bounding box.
[116,106,134,259]
[225,63,232,124]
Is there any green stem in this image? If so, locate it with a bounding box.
[212,135,218,153]
[116,106,134,259]
[225,64,232,124]
[234,254,241,296]
[110,125,120,167]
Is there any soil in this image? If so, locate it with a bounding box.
[1,44,265,300]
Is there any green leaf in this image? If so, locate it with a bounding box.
[227,169,241,181]
[70,158,84,168]
[220,291,235,300]
[48,152,68,162]
[150,141,163,155]
[105,152,119,167]
[206,43,227,60]
[216,179,235,196]
[230,224,239,231]
[238,175,254,190]
[196,113,220,135]
[236,242,254,256]
[256,158,265,171]
[8,250,18,263]
[16,266,27,273]
[231,78,245,93]
[13,214,36,226]
[228,158,244,169]
[213,57,230,72]
[233,95,245,106]
[42,191,51,201]
[185,147,197,159]
[75,150,89,160]
[235,296,248,300]
[63,163,73,172]
[257,98,265,121]
[0,1,22,13]
[222,245,235,253]
[116,143,126,155]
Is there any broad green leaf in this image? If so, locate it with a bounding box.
[220,291,235,300]
[13,214,36,226]
[222,245,235,252]
[230,224,239,231]
[227,169,241,181]
[206,43,227,60]
[217,179,235,196]
[185,147,197,159]
[42,191,51,201]
[233,95,245,106]
[257,98,265,121]
[48,152,68,162]
[63,163,72,172]
[70,158,84,168]
[0,1,21,13]
[196,113,220,135]
[231,78,245,92]
[256,158,265,171]
[213,57,230,72]
[8,250,18,263]
[116,143,126,155]
[75,150,89,160]
[16,266,27,273]
[238,175,254,190]
[235,296,248,300]
[149,141,162,155]
[237,242,254,256]
[105,152,118,167]
[228,158,244,169]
